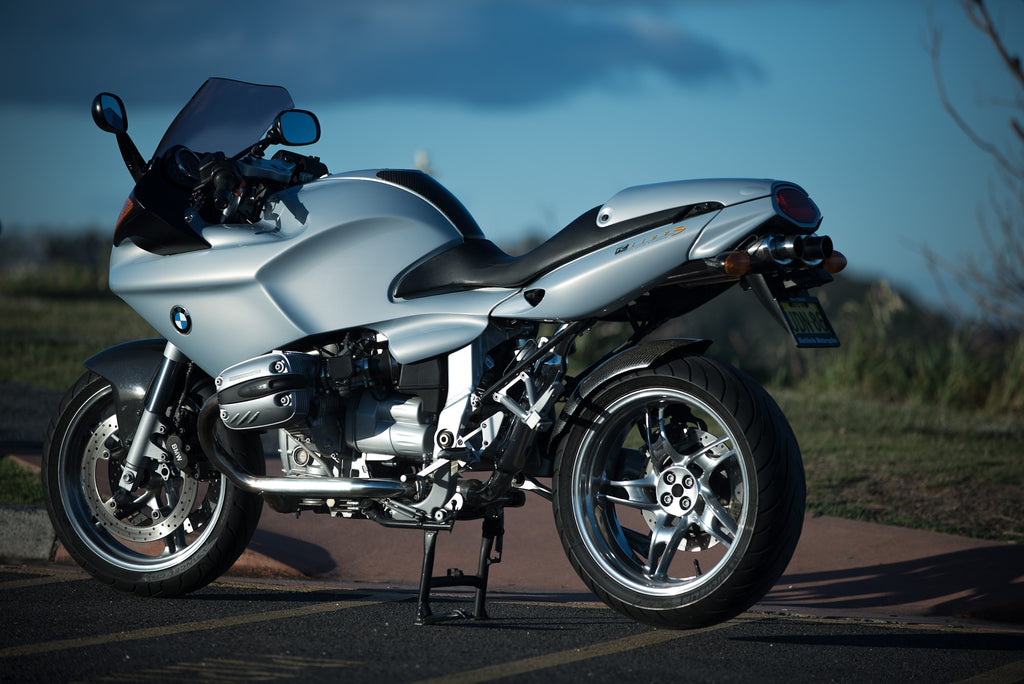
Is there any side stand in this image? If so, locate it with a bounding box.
[415,508,504,625]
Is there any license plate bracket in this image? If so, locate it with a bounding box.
[778,297,840,348]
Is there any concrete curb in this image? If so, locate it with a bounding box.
[0,504,57,564]
[1,451,302,577]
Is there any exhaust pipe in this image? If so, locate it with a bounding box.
[197,399,411,499]
[750,235,802,265]
[749,234,833,267]
[799,235,833,264]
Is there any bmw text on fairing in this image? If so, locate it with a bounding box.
[43,78,846,628]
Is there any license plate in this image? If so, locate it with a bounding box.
[779,297,839,347]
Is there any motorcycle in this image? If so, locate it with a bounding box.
[42,78,845,628]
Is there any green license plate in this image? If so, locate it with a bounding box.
[779,298,839,348]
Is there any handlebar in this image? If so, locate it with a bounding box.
[185,149,328,224]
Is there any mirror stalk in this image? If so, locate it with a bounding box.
[117,132,147,182]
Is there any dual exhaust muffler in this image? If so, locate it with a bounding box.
[749,234,833,267]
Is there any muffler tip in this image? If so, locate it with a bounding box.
[801,235,833,262]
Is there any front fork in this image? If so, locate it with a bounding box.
[114,341,187,493]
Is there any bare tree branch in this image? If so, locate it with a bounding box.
[927,19,1024,178]
[926,1,1024,330]
[963,0,1024,96]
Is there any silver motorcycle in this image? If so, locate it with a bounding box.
[43,78,845,628]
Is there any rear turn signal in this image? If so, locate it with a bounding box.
[722,251,751,276]
[823,250,847,274]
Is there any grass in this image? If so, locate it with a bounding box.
[0,457,45,506]
[775,389,1023,544]
[0,291,159,388]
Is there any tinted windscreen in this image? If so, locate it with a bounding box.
[154,78,294,158]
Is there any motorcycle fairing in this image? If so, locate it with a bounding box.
[114,172,210,255]
[110,165,797,376]
[111,172,498,375]
[597,178,772,226]
[491,211,718,320]
[491,186,790,321]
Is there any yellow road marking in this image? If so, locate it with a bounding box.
[410,622,733,684]
[750,610,1023,635]
[0,597,388,659]
[88,654,362,683]
[0,571,88,591]
[953,659,1024,684]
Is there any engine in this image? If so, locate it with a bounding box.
[214,334,441,491]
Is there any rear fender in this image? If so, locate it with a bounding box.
[543,338,713,470]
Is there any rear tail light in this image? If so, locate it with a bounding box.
[775,186,821,227]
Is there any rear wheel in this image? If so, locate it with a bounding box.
[553,355,804,629]
[42,371,263,596]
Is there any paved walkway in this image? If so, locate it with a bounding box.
[234,494,1023,626]
[6,450,1022,628]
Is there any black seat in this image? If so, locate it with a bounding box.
[393,201,708,299]
[393,208,598,298]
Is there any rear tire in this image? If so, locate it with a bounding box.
[553,355,804,629]
[42,371,263,597]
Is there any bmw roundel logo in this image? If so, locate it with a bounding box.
[170,306,192,335]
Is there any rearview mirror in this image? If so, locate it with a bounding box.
[272,110,320,146]
[92,93,128,134]
[90,91,146,181]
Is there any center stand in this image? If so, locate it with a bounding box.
[415,507,505,625]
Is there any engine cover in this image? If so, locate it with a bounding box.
[216,351,319,430]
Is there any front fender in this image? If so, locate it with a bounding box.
[547,338,713,460]
[84,338,168,440]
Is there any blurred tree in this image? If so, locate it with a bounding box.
[928,0,1024,330]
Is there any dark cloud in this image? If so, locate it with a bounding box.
[2,1,761,109]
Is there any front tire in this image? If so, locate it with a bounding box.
[42,371,263,596]
[553,355,804,629]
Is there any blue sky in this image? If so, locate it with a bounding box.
[1,1,1020,312]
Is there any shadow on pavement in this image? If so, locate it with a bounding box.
[248,529,337,576]
[766,545,1024,624]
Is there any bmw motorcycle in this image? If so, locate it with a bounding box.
[43,78,845,628]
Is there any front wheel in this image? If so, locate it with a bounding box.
[553,355,804,629]
[42,371,263,596]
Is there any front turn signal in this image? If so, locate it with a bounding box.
[115,195,135,231]
[823,250,847,274]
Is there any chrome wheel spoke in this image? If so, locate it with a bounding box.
[650,435,681,467]
[621,526,651,558]
[163,535,178,555]
[634,411,657,455]
[684,436,732,470]
[696,481,737,545]
[645,512,688,579]
[599,471,659,511]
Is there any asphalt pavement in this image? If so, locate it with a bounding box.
[3,448,1022,629]
[3,445,1023,683]
[3,564,1023,683]
[4,384,1022,682]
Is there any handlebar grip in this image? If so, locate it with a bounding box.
[211,165,240,212]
